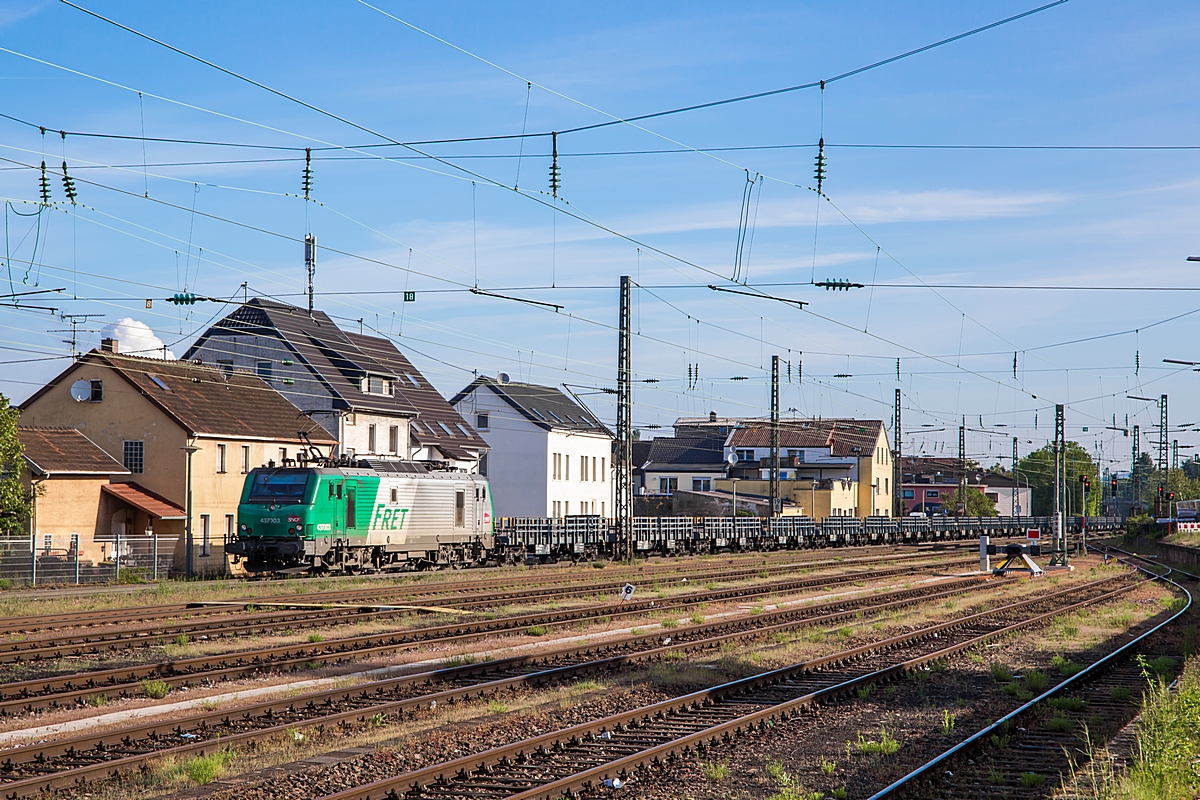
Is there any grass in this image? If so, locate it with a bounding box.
[700,758,729,782]
[307,633,323,643]
[488,699,510,714]
[690,612,705,625]
[991,662,1013,682]
[989,766,1006,785]
[765,760,823,800]
[1048,696,1086,712]
[1020,772,1045,788]
[161,749,235,786]
[87,693,107,707]
[1051,654,1082,677]
[990,733,1010,749]
[1046,712,1074,733]
[1110,686,1132,701]
[941,709,956,735]
[1025,668,1049,692]
[525,625,548,636]
[855,726,900,756]
[142,679,171,699]
[660,618,679,629]
[856,683,876,699]
[820,758,836,776]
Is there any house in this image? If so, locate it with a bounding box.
[18,347,336,575]
[668,415,893,520]
[184,299,485,471]
[898,457,1029,515]
[450,376,613,518]
[639,434,728,495]
[19,426,138,567]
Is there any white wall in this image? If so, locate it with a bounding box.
[454,387,613,518]
[340,411,411,458]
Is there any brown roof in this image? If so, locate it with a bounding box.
[22,351,336,444]
[728,418,886,456]
[102,482,186,519]
[345,333,488,459]
[19,427,129,475]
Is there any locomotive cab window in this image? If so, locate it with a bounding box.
[390,487,398,503]
[248,471,310,503]
[455,491,465,527]
[346,487,357,529]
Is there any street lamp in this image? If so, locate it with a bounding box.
[730,477,741,523]
[181,442,201,579]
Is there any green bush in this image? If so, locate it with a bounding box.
[142,679,171,699]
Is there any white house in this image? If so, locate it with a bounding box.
[450,376,614,518]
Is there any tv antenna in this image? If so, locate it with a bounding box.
[50,313,104,359]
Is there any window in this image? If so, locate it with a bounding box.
[388,425,399,453]
[89,379,103,401]
[346,413,357,426]
[249,471,310,503]
[405,373,420,387]
[564,501,569,515]
[797,450,805,463]
[255,360,272,379]
[592,457,597,482]
[479,453,488,476]
[148,374,170,391]
[368,424,377,453]
[530,408,547,421]
[476,413,489,430]
[346,487,357,528]
[659,477,678,494]
[787,450,799,459]
[224,514,234,545]
[240,445,250,474]
[581,455,589,482]
[390,487,398,503]
[200,514,211,557]
[366,375,386,394]
[552,500,560,518]
[216,444,227,474]
[552,453,559,480]
[454,490,465,527]
[565,454,569,480]
[601,502,605,517]
[217,360,233,378]
[438,421,454,437]
[736,449,754,463]
[926,489,940,498]
[548,409,563,423]
[693,478,711,492]
[279,447,288,464]
[601,458,606,481]
[457,424,473,438]
[123,440,144,474]
[902,489,915,499]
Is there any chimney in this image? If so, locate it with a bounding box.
[100,337,118,354]
[709,411,717,422]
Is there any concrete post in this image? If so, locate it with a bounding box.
[980,535,990,573]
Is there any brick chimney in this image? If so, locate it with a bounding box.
[100,337,118,354]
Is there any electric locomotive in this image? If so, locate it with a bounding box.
[230,458,493,573]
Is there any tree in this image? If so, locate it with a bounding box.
[1015,441,1100,516]
[0,395,31,537]
[950,486,997,516]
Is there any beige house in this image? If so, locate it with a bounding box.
[19,426,139,566]
[19,348,336,576]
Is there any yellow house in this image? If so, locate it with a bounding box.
[19,348,336,576]
[712,417,893,521]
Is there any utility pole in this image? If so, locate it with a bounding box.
[615,276,633,560]
[769,355,780,517]
[1132,424,1141,514]
[957,418,966,516]
[1050,404,1068,567]
[1012,437,1018,517]
[305,234,317,316]
[1158,394,1169,516]
[894,389,902,517]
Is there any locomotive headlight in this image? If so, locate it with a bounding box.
[239,523,247,531]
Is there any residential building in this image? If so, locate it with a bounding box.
[184,299,485,471]
[898,456,1029,515]
[18,348,336,574]
[450,376,613,518]
[19,426,136,565]
[639,434,728,495]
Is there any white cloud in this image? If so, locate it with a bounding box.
[835,189,1066,224]
[100,318,176,359]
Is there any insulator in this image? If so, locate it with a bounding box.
[39,161,51,205]
[302,148,313,200]
[813,137,827,194]
[549,131,560,197]
[61,162,77,204]
[169,292,198,305]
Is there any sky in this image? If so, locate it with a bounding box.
[0,0,1198,475]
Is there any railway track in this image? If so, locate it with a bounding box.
[298,573,1142,800]
[0,556,975,714]
[0,552,971,663]
[862,552,1193,799]
[0,546,959,638]
[0,574,1006,796]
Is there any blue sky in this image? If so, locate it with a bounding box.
[1,0,1198,474]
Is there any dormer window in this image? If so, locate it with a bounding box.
[365,375,390,395]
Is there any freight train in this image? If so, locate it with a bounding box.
[231,459,1125,573]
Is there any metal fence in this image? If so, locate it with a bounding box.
[0,536,174,587]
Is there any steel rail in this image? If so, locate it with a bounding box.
[864,552,1192,800]
[0,577,995,787]
[0,576,1128,799]
[314,575,1141,800]
[0,558,975,714]
[0,551,967,656]
[0,547,952,636]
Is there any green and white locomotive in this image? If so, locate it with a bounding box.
[231,459,493,573]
